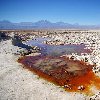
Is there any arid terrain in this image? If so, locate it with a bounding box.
[0,29,100,100]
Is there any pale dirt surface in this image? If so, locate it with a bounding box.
[0,32,100,100]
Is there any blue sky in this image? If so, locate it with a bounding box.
[0,0,100,25]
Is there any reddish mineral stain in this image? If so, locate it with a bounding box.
[18,55,100,95]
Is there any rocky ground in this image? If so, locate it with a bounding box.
[0,30,100,100]
[43,31,100,75]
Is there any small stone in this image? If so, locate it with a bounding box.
[78,85,85,90]
[64,84,72,89]
[70,56,75,60]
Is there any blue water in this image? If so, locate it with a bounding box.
[26,37,87,56]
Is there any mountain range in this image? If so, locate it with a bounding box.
[0,20,100,29]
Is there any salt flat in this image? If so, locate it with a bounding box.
[0,30,100,100]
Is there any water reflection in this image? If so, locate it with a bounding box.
[26,37,91,56]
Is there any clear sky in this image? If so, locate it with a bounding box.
[0,0,100,25]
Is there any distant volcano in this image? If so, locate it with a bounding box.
[0,20,100,29]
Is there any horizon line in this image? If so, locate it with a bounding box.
[0,19,100,26]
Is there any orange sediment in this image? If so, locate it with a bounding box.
[18,55,100,95]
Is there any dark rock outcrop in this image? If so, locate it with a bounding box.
[0,32,10,41]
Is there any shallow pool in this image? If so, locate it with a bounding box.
[26,37,91,56]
